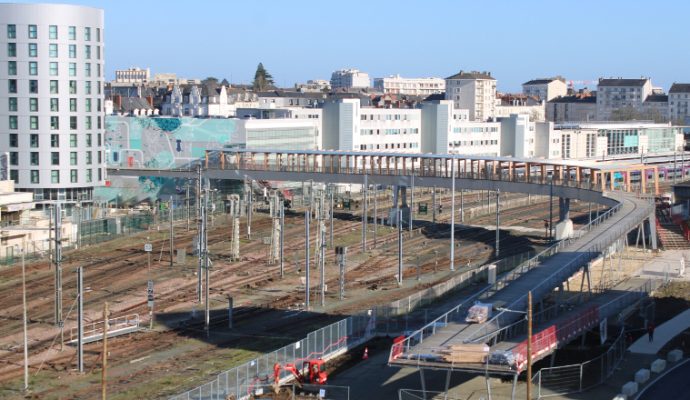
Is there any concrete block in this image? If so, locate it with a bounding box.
[634,368,650,384]
[651,359,666,373]
[612,395,627,400]
[668,349,683,362]
[622,381,638,397]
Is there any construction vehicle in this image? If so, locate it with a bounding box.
[273,359,328,388]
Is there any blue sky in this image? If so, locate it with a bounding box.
[16,0,690,91]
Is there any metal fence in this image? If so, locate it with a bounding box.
[533,328,626,398]
[236,383,350,400]
[170,314,372,400]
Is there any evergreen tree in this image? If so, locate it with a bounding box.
[252,63,274,91]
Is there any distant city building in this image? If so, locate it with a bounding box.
[498,114,536,158]
[668,83,690,123]
[295,79,330,92]
[596,78,653,120]
[546,92,597,123]
[115,67,150,84]
[421,100,499,156]
[0,3,106,202]
[322,99,420,152]
[151,72,201,87]
[494,93,545,121]
[445,70,496,122]
[330,69,370,90]
[161,85,258,117]
[556,121,683,159]
[373,75,445,96]
[257,91,327,108]
[522,77,567,101]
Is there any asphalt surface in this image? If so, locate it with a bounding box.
[638,359,690,400]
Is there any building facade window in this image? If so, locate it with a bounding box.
[85,98,91,112]
[86,169,92,183]
[49,62,58,76]
[85,63,91,77]
[50,80,59,94]
[86,133,92,146]
[69,44,76,58]
[7,24,16,39]
[51,152,59,165]
[8,97,17,111]
[68,26,76,40]
[9,134,18,147]
[28,24,37,39]
[30,134,38,148]
[9,115,18,129]
[70,98,77,112]
[70,134,77,147]
[49,25,58,39]
[51,170,59,183]
[30,152,38,165]
[50,134,59,147]
[10,170,17,183]
[69,80,77,94]
[29,61,37,75]
[29,98,38,111]
[70,116,77,130]
[8,61,16,75]
[69,63,76,77]
[50,116,59,129]
[28,43,37,57]
[49,43,58,58]
[85,81,91,95]
[85,44,91,59]
[29,80,38,93]
[7,42,16,57]
[8,79,17,93]
[9,152,18,166]
[50,98,59,112]
[30,116,39,130]
[70,151,77,165]
[30,170,39,184]
[70,170,77,183]
[84,27,91,41]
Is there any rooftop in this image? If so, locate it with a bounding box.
[644,94,668,103]
[523,77,565,85]
[598,78,649,87]
[548,95,597,104]
[669,83,690,93]
[445,70,495,80]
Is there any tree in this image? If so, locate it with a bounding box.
[252,63,274,91]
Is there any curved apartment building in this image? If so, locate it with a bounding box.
[0,3,105,203]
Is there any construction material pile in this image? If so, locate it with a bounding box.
[465,302,493,323]
[439,343,490,363]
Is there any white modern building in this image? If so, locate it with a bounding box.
[495,94,545,121]
[668,83,690,123]
[322,99,421,152]
[114,67,150,84]
[330,69,370,90]
[373,75,445,96]
[0,3,106,203]
[295,79,330,92]
[499,114,536,158]
[522,77,567,102]
[596,78,653,120]
[556,121,684,160]
[445,70,496,122]
[421,100,500,156]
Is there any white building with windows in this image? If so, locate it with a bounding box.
[445,70,496,122]
[0,3,106,203]
[499,114,536,158]
[373,75,445,96]
[322,99,421,152]
[522,77,567,102]
[556,121,683,160]
[596,78,653,120]
[668,83,690,123]
[330,69,370,90]
[114,67,150,84]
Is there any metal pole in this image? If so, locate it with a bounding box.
[169,197,174,268]
[247,180,253,239]
[77,266,84,373]
[21,247,28,391]
[432,187,437,223]
[495,189,500,258]
[101,301,108,400]
[305,210,310,310]
[409,174,414,232]
[398,208,403,286]
[329,187,334,248]
[527,291,533,400]
[197,168,202,303]
[450,160,456,271]
[204,185,210,332]
[549,180,554,240]
[320,222,326,308]
[280,201,285,279]
[373,185,378,247]
[55,203,62,328]
[460,189,464,224]
[362,175,367,252]
[186,183,190,231]
[674,151,677,183]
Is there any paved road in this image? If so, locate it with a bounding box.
[638,359,690,400]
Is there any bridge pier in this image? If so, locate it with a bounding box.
[389,185,410,227]
[555,197,574,240]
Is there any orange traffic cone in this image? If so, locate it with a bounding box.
[362,347,369,360]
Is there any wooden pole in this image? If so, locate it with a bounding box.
[527,291,533,400]
[102,302,109,400]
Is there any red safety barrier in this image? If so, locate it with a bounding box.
[391,335,406,360]
[127,156,134,167]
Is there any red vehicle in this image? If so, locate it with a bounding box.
[273,359,328,387]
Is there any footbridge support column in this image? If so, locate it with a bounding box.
[389,185,410,227]
[555,197,573,240]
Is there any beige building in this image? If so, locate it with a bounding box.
[522,77,567,101]
[668,83,690,123]
[547,94,597,123]
[445,71,496,122]
[373,75,445,96]
[596,78,653,120]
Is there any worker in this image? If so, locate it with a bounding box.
[648,323,655,342]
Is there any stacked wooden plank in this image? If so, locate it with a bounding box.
[439,343,490,363]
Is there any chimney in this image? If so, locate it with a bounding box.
[113,94,122,111]
[146,95,153,107]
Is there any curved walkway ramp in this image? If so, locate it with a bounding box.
[389,192,654,375]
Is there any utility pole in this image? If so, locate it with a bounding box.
[21,245,28,391]
[432,187,436,224]
[450,160,456,271]
[305,210,310,310]
[280,200,285,278]
[362,175,367,252]
[495,189,500,258]
[336,246,347,300]
[169,197,174,268]
[409,175,414,232]
[397,208,403,286]
[101,302,109,400]
[329,186,334,248]
[196,167,203,303]
[77,266,84,373]
[320,211,326,308]
[186,182,190,231]
[204,183,210,333]
[247,180,253,239]
[527,291,533,400]
[549,179,554,240]
[460,189,464,223]
[373,185,378,248]
[54,203,62,328]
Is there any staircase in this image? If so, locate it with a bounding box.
[657,209,690,249]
